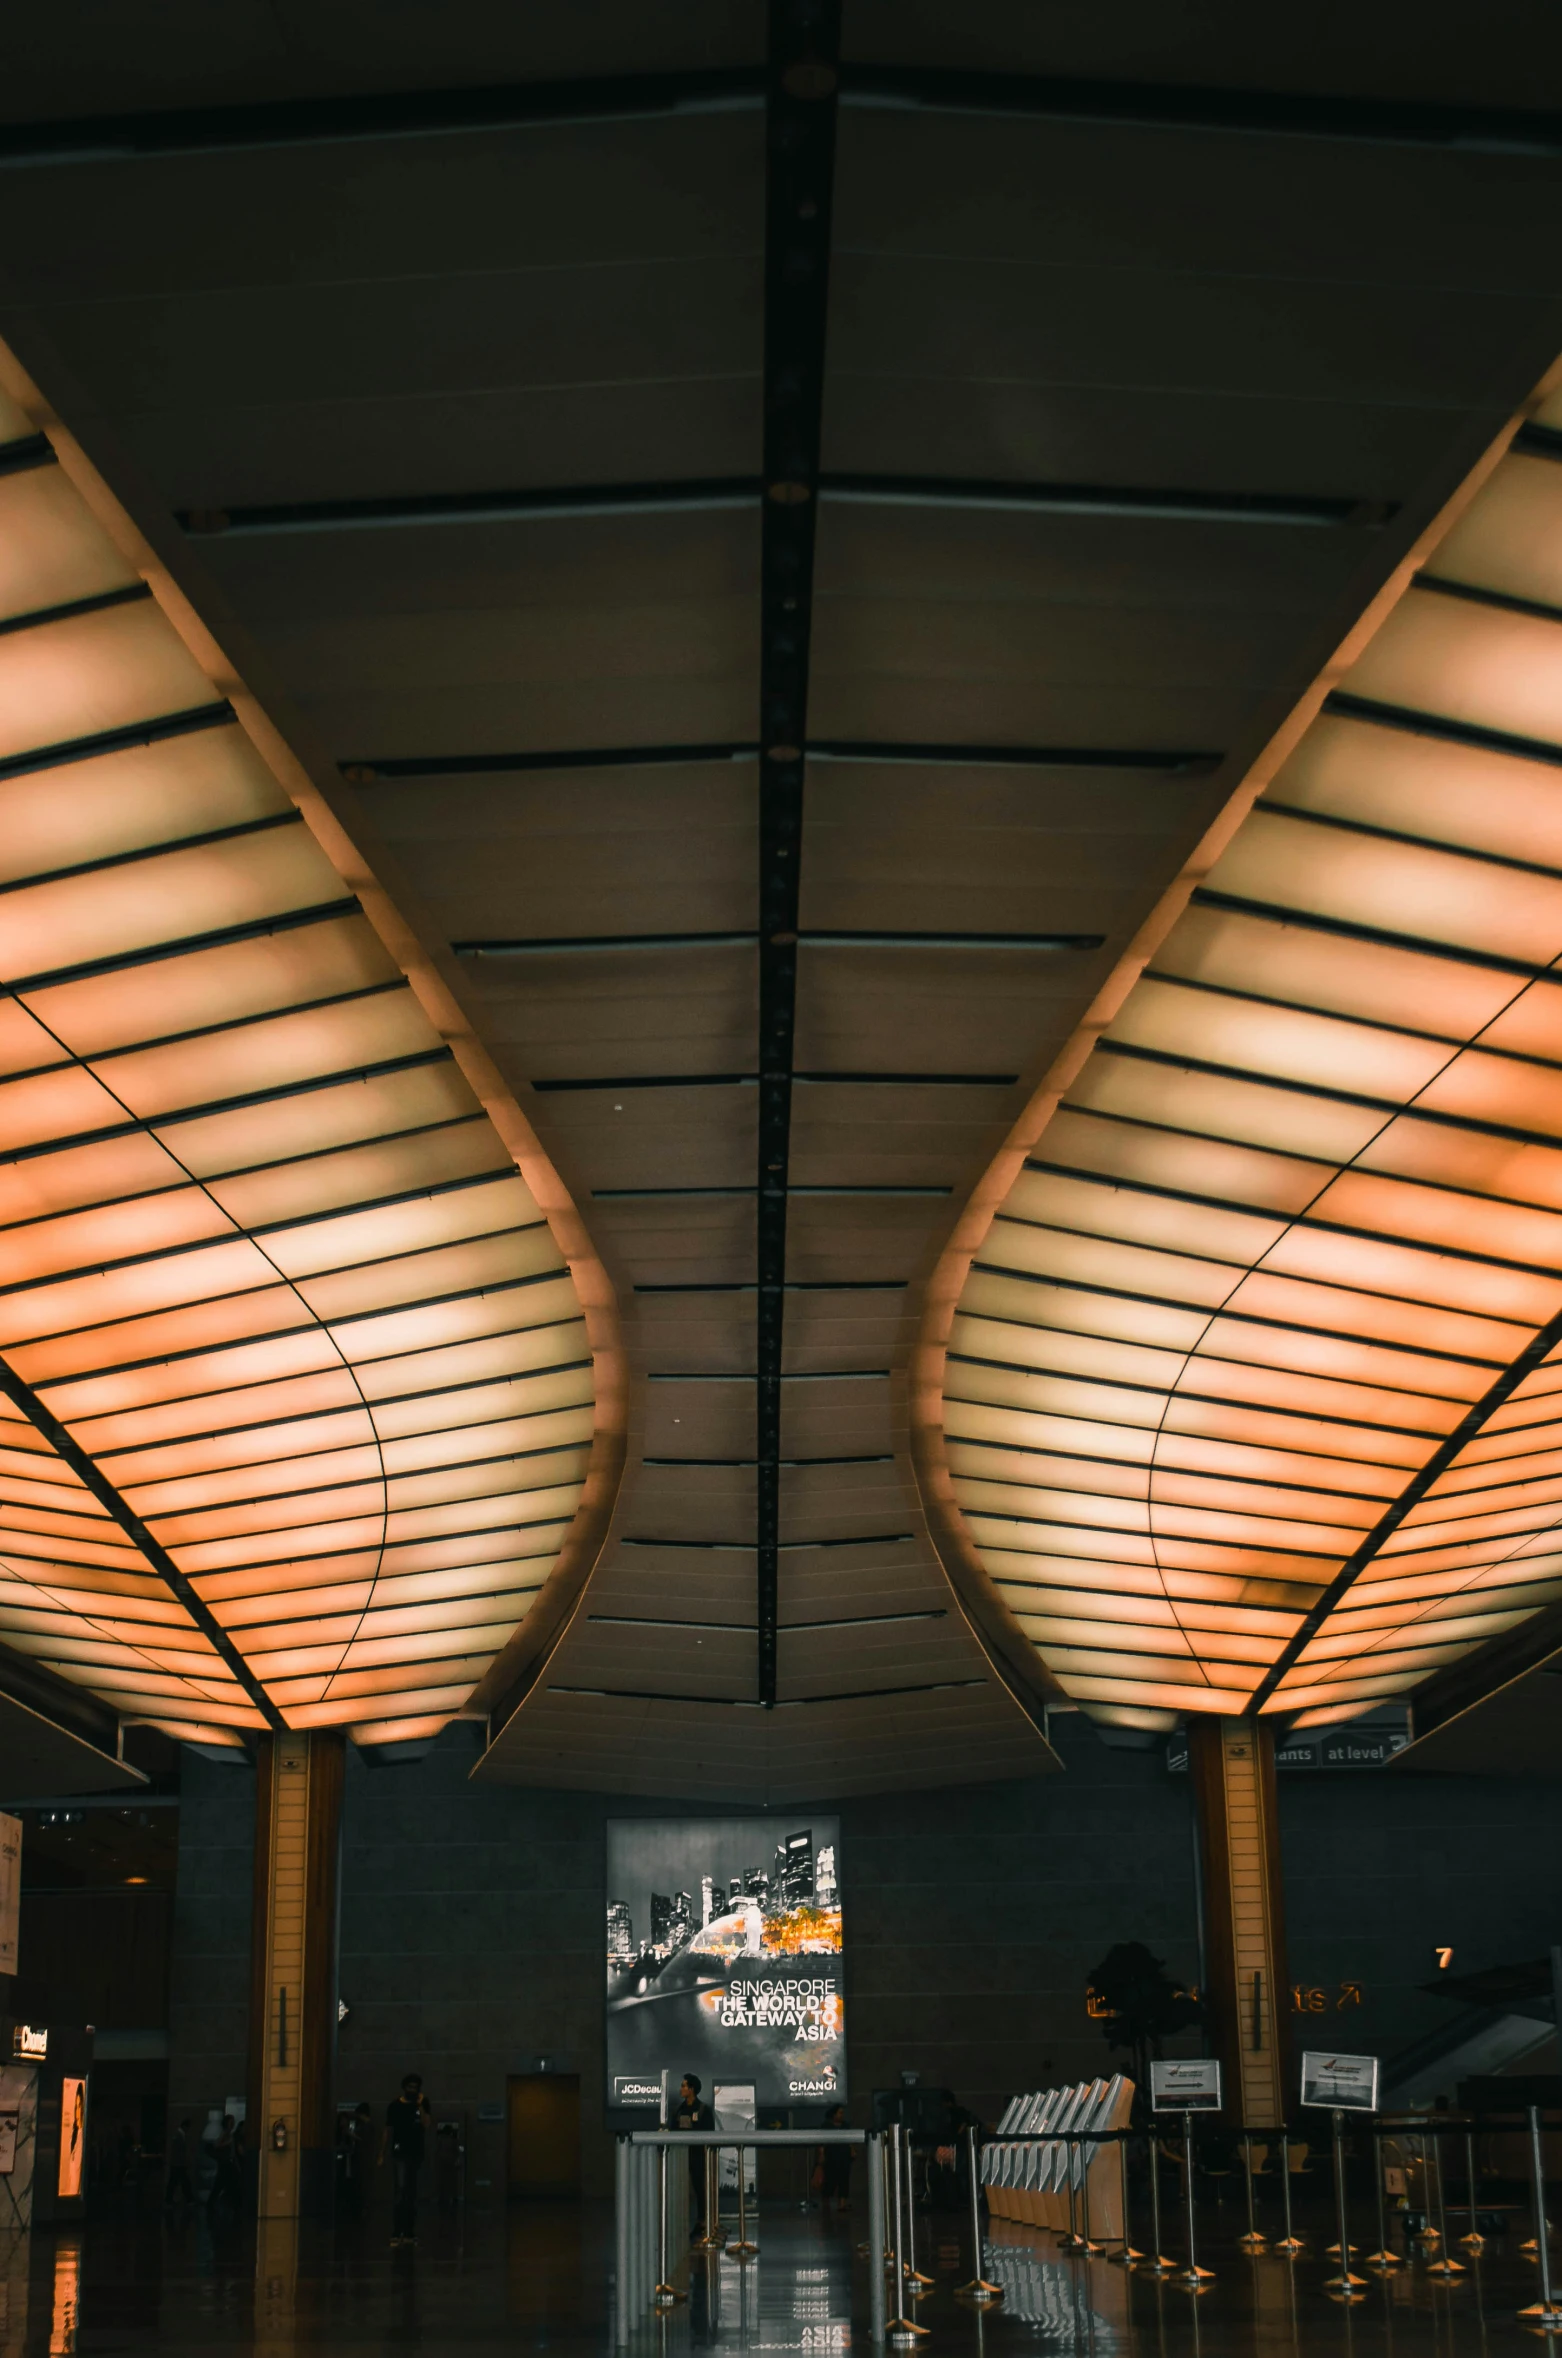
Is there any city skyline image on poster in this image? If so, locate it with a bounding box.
[605,1818,844,2107]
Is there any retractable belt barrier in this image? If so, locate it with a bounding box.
[617,2099,1562,2340]
[615,2128,868,2341]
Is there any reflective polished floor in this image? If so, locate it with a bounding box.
[10,2188,1562,2355]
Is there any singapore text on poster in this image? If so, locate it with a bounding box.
[605,1818,844,2107]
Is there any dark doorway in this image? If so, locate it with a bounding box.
[506,2073,580,2197]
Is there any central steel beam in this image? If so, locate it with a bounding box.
[755,0,841,1710]
[0,1350,287,1732]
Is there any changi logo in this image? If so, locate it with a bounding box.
[789,2076,837,2095]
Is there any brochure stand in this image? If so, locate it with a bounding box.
[1147,2060,1219,2290]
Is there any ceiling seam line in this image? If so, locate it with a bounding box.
[755,0,841,1712]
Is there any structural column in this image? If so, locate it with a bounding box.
[248,1730,344,2217]
[1186,1715,1290,2127]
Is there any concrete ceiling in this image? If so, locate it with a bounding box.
[1,3,1561,1797]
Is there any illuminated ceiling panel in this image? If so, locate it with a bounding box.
[930,376,1562,1729]
[0,382,610,1748]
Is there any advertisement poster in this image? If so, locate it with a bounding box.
[606,1818,844,2108]
[56,2080,85,2200]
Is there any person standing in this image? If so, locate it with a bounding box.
[671,2073,714,2238]
[380,2074,432,2247]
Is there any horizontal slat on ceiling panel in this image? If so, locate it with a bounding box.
[362,766,757,940]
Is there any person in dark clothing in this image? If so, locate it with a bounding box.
[164,2118,194,2207]
[380,2073,432,2246]
[672,2073,714,2236]
[817,2103,852,2211]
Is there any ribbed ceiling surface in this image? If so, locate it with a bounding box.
[0,381,597,1747]
[2,1,1562,1791]
[939,385,1562,1730]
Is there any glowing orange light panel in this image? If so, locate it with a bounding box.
[0,388,597,1747]
[940,381,1562,1729]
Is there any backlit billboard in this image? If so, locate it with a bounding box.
[605,1817,844,2110]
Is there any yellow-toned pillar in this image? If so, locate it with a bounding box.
[1186,1716,1290,2128]
[248,1731,344,2217]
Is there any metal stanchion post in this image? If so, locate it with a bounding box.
[1424,2127,1464,2277]
[886,2128,926,2343]
[1144,2123,1174,2274]
[1078,2132,1102,2256]
[1520,2105,1562,2326]
[1275,2130,1303,2254]
[1364,2132,1400,2270]
[1110,2130,1143,2264]
[1062,2136,1082,2249]
[730,2140,758,2258]
[1175,2119,1212,2289]
[654,2143,685,2306]
[693,2146,720,2249]
[1425,2131,1453,2254]
[615,2137,631,2343]
[1239,2131,1266,2250]
[1324,2110,1366,2297]
[869,2134,888,2345]
[903,2126,933,2292]
[860,2133,889,2260]
[957,2126,1002,2301]
[1461,2127,1484,2252]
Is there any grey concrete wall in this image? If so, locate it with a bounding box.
[167,1750,255,2124]
[1279,1764,1562,2075]
[326,1714,1203,2197]
[163,1715,1562,2196]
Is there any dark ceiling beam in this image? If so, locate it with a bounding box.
[1248,1294,1562,1714]
[1192,886,1562,981]
[755,0,842,1712]
[824,475,1392,527]
[0,1632,124,1759]
[183,471,1385,539]
[0,68,768,164]
[0,1351,286,1732]
[2,61,1556,164]
[1398,1600,1562,1750]
[456,930,1102,955]
[345,740,1219,778]
[840,63,1562,153]
[532,1071,1018,1090]
[180,478,760,535]
[1327,688,1562,771]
